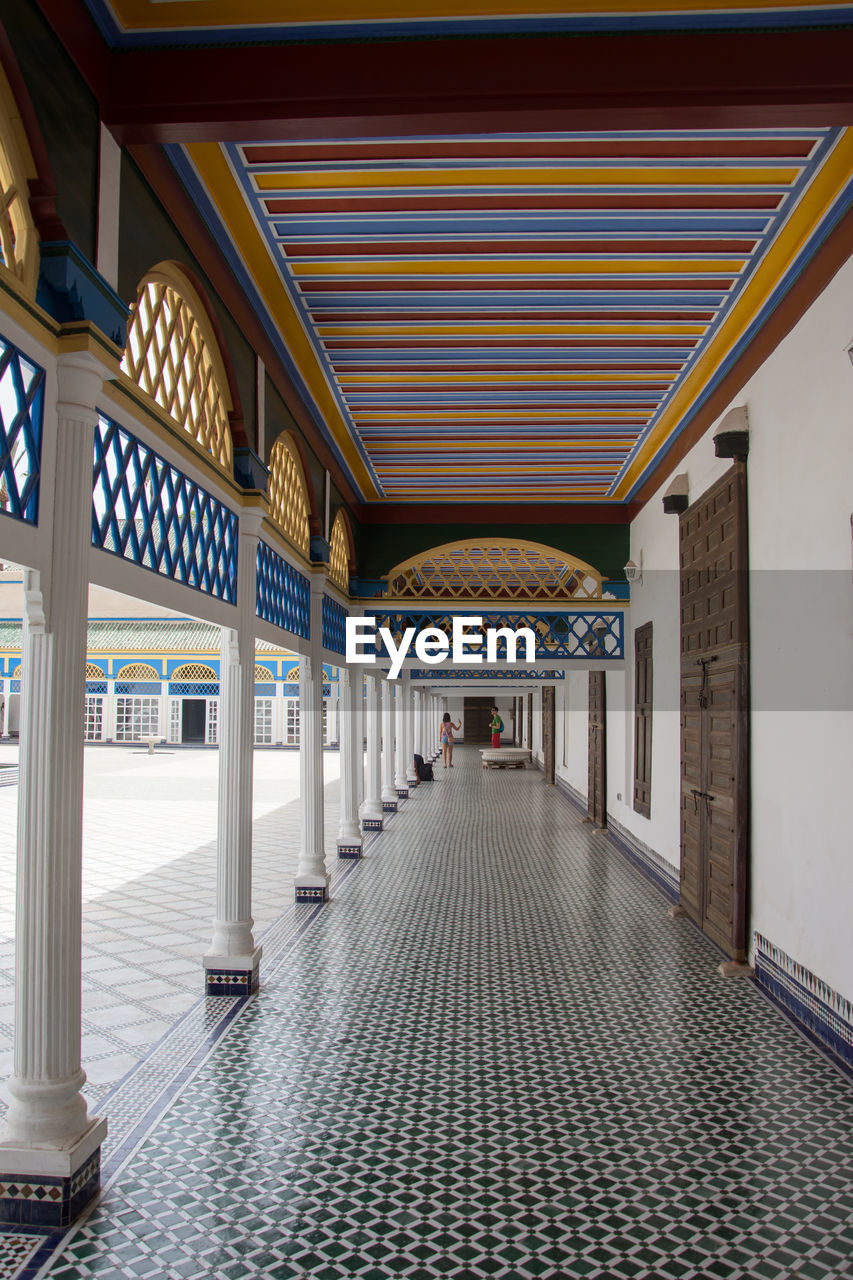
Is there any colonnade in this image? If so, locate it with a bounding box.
[0,347,449,1225]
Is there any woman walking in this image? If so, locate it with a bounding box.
[440,711,461,768]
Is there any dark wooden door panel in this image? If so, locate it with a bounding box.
[678,464,749,961]
[588,671,606,828]
[542,685,555,783]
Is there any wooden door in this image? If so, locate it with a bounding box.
[542,685,555,783]
[463,697,493,744]
[587,671,606,827]
[679,464,750,960]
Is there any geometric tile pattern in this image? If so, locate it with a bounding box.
[322,593,348,656]
[754,932,853,1072]
[0,1235,41,1279]
[38,749,853,1280]
[91,415,238,604]
[256,540,311,640]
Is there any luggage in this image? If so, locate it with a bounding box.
[413,753,434,781]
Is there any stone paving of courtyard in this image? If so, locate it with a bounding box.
[0,742,341,1109]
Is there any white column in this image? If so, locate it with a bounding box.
[404,675,417,786]
[354,665,365,812]
[336,666,362,858]
[360,672,383,830]
[393,682,408,798]
[430,693,440,758]
[381,677,397,812]
[295,577,329,902]
[412,689,422,759]
[204,508,263,996]
[0,353,107,1220]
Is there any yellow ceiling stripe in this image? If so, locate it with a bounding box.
[256,167,798,192]
[614,126,853,496]
[111,1,853,33]
[186,142,380,500]
[296,257,745,276]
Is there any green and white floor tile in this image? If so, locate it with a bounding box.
[11,748,853,1278]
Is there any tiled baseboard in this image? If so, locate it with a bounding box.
[754,934,853,1074]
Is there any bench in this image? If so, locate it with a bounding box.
[480,748,531,770]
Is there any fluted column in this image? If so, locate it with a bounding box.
[0,352,107,1226]
[430,693,440,759]
[295,576,329,903]
[381,677,397,813]
[336,666,362,858]
[394,682,408,799]
[404,675,417,787]
[204,507,263,996]
[360,672,383,831]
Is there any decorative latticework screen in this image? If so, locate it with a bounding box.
[322,594,347,656]
[254,664,274,683]
[0,100,37,292]
[0,334,44,526]
[92,415,238,604]
[328,511,350,591]
[121,277,232,467]
[369,609,624,660]
[267,437,310,556]
[85,663,105,680]
[170,664,217,682]
[385,540,602,602]
[115,663,160,681]
[256,541,310,639]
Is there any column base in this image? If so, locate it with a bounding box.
[395,787,409,800]
[0,1117,106,1227]
[406,771,418,788]
[337,838,363,859]
[203,946,262,997]
[295,875,329,904]
[382,796,398,813]
[361,815,384,832]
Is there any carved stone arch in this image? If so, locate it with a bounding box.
[266,430,315,557]
[121,262,235,468]
[329,508,354,592]
[384,538,603,601]
[0,36,42,296]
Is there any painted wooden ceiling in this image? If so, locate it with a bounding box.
[172,126,853,502]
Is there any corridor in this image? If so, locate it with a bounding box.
[29,749,853,1280]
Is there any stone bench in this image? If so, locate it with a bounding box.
[480,748,531,770]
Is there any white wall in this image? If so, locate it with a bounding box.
[595,251,853,999]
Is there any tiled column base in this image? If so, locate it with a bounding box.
[361,817,383,832]
[382,799,398,813]
[395,787,409,800]
[294,882,328,904]
[203,946,262,997]
[337,840,363,860]
[0,1120,105,1227]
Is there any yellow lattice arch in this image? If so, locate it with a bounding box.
[267,434,310,556]
[121,265,233,468]
[329,510,351,592]
[171,663,217,682]
[85,663,106,680]
[384,539,603,602]
[115,663,160,681]
[11,663,20,679]
[0,68,38,295]
[254,664,274,682]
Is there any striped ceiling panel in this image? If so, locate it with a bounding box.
[199,127,847,501]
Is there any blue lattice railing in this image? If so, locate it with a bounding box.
[256,541,310,639]
[322,594,348,655]
[367,609,625,661]
[410,668,565,681]
[0,334,44,526]
[92,415,238,604]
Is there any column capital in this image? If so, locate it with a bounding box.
[55,350,107,423]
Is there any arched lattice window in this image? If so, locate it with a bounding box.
[122,267,233,467]
[171,663,217,682]
[267,434,310,556]
[384,539,603,602]
[11,663,20,679]
[0,71,37,294]
[86,663,106,680]
[115,663,160,681]
[254,664,274,682]
[329,510,351,592]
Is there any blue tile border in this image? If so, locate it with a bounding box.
[754,933,853,1076]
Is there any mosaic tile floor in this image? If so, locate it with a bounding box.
[0,745,342,1107]
[15,749,853,1278]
